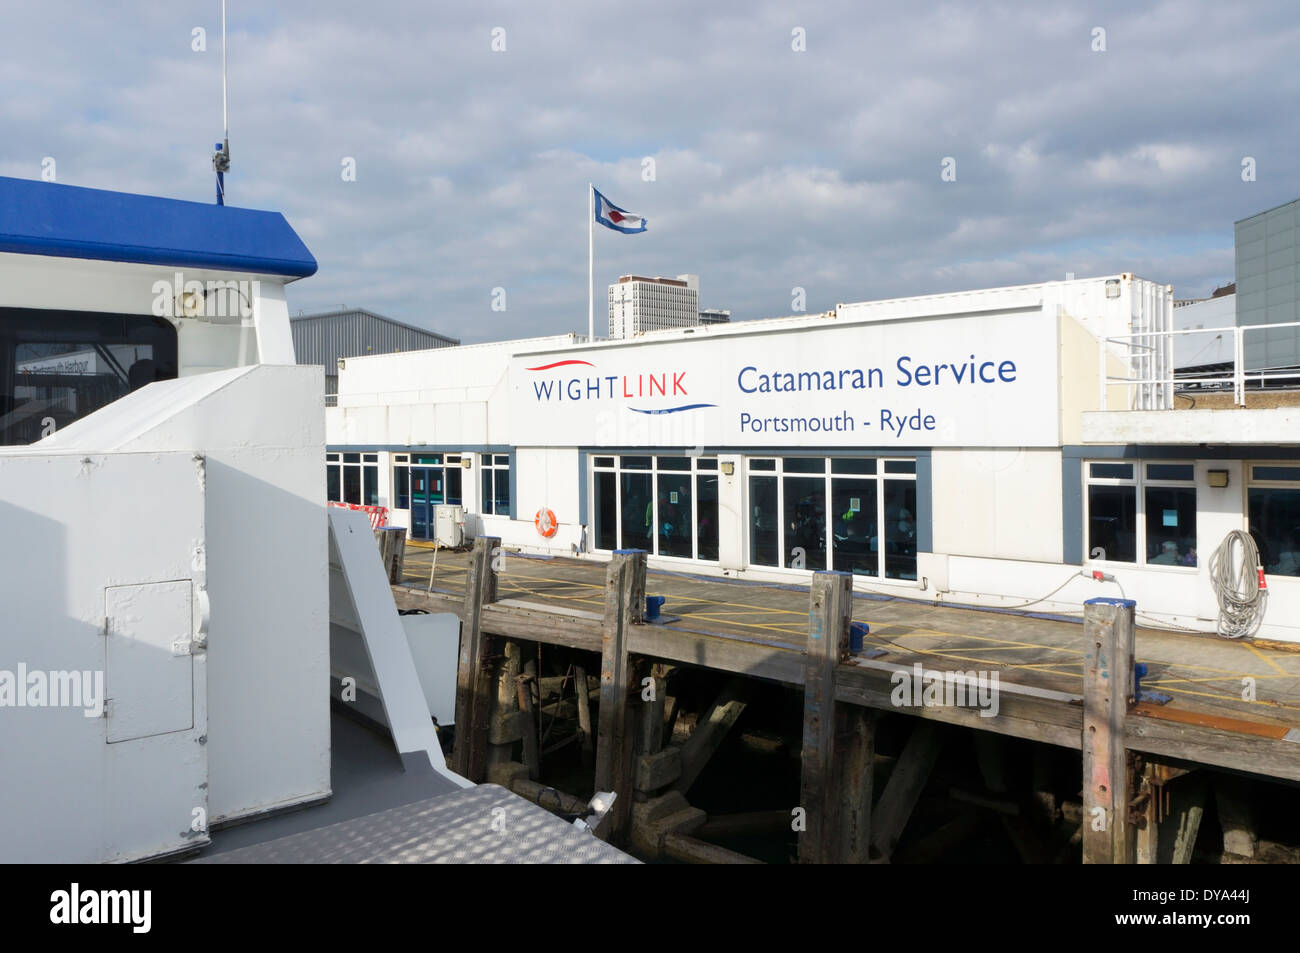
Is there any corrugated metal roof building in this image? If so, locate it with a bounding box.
[291,308,459,396]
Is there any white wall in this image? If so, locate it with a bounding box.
[0,449,209,863]
[931,448,1064,562]
[40,364,331,823]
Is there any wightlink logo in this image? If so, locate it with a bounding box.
[890,663,1000,718]
[526,360,715,415]
[0,664,104,718]
[50,884,151,934]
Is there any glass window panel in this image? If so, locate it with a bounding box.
[783,475,826,570]
[343,466,361,504]
[446,467,462,506]
[749,475,779,566]
[415,454,441,465]
[395,454,408,462]
[884,480,918,580]
[326,453,339,462]
[595,471,618,550]
[1088,485,1137,563]
[696,475,719,561]
[695,458,717,471]
[884,459,916,474]
[1089,462,1133,480]
[395,466,409,509]
[831,478,878,576]
[620,455,652,470]
[656,472,693,557]
[446,455,461,464]
[832,457,876,474]
[327,465,340,502]
[494,454,509,466]
[620,472,653,549]
[1253,466,1300,483]
[1,310,178,446]
[362,453,378,463]
[1146,463,1194,482]
[343,453,360,464]
[656,456,690,471]
[363,466,379,506]
[494,469,510,515]
[1249,488,1300,576]
[749,459,776,471]
[594,456,616,468]
[481,453,491,465]
[784,457,826,474]
[481,468,492,514]
[1145,486,1197,566]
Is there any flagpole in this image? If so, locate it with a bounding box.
[588,182,594,342]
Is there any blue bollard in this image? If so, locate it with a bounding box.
[849,621,869,655]
[645,595,666,622]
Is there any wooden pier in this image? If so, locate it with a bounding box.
[393,539,1300,864]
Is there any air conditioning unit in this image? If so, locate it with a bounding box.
[433,504,464,548]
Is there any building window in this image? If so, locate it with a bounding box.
[591,455,720,560]
[1248,464,1300,577]
[748,456,917,579]
[327,453,340,502]
[481,453,511,516]
[1085,461,1197,567]
[329,451,379,506]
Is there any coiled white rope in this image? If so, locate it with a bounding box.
[1208,530,1268,639]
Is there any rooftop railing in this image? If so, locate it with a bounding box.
[1100,321,1300,409]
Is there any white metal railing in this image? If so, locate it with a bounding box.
[1099,321,1300,409]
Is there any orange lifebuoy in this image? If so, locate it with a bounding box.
[535,507,558,538]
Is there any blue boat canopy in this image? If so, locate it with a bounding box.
[0,175,317,278]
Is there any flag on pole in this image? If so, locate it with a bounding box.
[593,187,648,233]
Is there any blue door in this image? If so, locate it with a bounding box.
[409,467,444,541]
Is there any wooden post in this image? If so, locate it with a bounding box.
[573,665,595,767]
[869,719,941,862]
[485,641,522,770]
[1135,761,1159,864]
[452,535,499,782]
[798,571,853,864]
[374,525,407,583]
[1081,597,1136,864]
[835,706,875,863]
[517,655,541,780]
[595,549,645,845]
[672,677,750,794]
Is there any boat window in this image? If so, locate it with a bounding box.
[1,307,178,445]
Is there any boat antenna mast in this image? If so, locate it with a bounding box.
[213,0,230,205]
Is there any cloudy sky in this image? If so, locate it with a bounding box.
[2,2,1297,343]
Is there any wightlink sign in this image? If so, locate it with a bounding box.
[509,308,1061,448]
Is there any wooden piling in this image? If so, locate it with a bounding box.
[517,655,541,780]
[573,665,595,767]
[452,535,500,782]
[595,549,645,845]
[1081,597,1136,864]
[798,570,854,864]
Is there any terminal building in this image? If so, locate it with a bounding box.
[326,273,1300,643]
